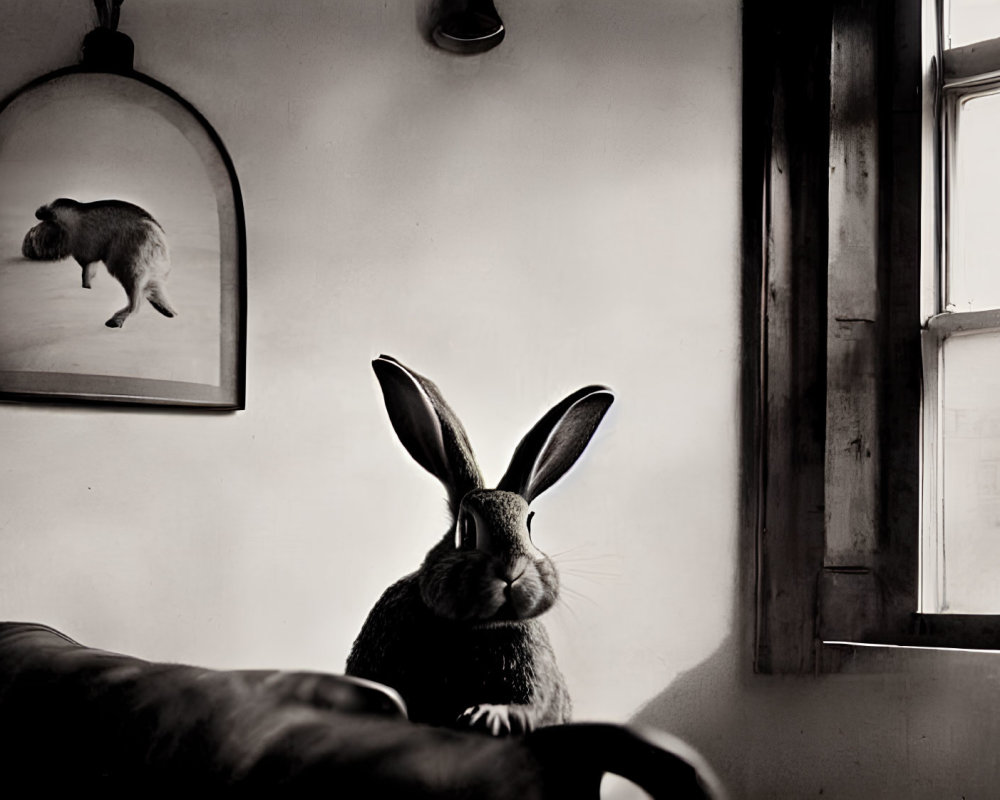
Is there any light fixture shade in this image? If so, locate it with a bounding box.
[432,0,506,55]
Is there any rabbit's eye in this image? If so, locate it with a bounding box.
[456,515,476,550]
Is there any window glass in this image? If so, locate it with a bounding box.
[950,91,1000,312]
[941,330,1000,612]
[949,0,1000,47]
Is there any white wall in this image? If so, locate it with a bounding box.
[19,3,1000,799]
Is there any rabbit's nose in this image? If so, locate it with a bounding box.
[501,558,528,586]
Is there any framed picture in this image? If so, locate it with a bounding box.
[0,66,246,409]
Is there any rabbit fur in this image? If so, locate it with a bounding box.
[346,355,614,736]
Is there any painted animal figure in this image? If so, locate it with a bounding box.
[346,355,614,736]
[28,198,177,328]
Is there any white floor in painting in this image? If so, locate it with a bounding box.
[0,243,221,386]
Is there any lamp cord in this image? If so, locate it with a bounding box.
[94,0,124,31]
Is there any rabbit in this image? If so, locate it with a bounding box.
[28,198,177,328]
[346,354,614,737]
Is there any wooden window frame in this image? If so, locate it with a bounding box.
[921,26,1000,617]
[745,0,1000,674]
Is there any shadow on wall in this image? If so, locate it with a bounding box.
[633,633,1000,798]
[413,0,467,45]
[413,0,439,44]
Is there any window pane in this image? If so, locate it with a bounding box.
[950,91,1000,312]
[950,0,1000,47]
[942,331,1000,612]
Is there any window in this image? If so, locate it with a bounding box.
[947,0,1000,47]
[745,0,1000,674]
[922,3,1000,616]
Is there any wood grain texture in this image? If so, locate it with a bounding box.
[749,1,832,674]
[751,0,927,668]
[825,0,881,568]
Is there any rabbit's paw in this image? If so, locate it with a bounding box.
[457,703,533,736]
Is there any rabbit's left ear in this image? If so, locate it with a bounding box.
[497,385,614,503]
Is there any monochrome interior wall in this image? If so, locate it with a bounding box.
[3,2,999,798]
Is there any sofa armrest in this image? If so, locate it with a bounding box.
[0,622,721,798]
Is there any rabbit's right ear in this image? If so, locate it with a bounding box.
[372,355,484,513]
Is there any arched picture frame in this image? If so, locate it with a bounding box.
[0,38,246,410]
